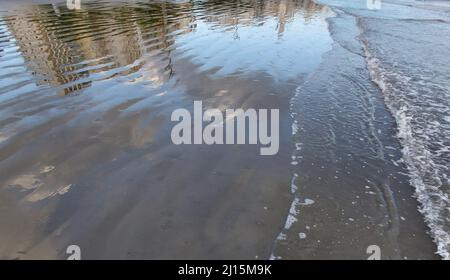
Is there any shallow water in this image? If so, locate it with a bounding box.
[0,0,331,96]
[272,3,437,259]
[0,0,448,259]
[0,0,334,259]
[316,0,450,259]
[360,11,450,259]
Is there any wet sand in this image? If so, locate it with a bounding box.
[272,7,438,259]
[0,0,443,259]
[0,59,296,259]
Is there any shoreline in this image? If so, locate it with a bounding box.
[272,4,439,259]
[0,0,447,259]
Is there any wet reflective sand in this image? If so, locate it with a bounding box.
[0,0,333,259]
[0,0,443,259]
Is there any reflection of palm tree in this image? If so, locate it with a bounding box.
[233,1,240,40]
[160,2,175,78]
[277,0,288,38]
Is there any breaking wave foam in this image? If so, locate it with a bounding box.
[362,40,450,259]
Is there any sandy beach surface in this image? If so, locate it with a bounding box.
[0,0,448,259]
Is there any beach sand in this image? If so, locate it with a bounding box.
[0,0,445,259]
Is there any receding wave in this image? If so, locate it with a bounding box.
[360,17,450,259]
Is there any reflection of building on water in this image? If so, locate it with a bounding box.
[3,0,325,95]
[136,2,196,86]
[0,21,5,58]
[197,0,326,38]
[66,0,81,10]
[4,6,85,95]
[3,2,195,95]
